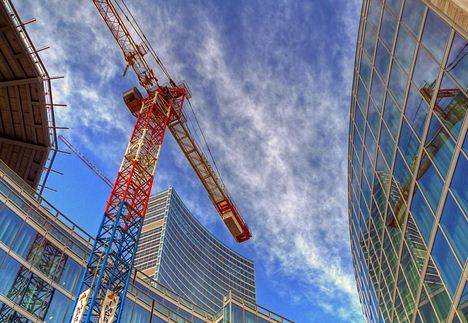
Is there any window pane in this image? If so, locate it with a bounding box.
[410,188,434,244]
[431,229,462,297]
[361,52,372,86]
[413,47,440,90]
[446,33,467,89]
[450,153,468,214]
[0,205,21,247]
[401,0,425,37]
[0,255,21,296]
[379,7,397,49]
[364,20,378,57]
[357,79,368,111]
[59,257,83,294]
[367,100,381,136]
[371,73,385,107]
[379,123,395,165]
[425,115,455,178]
[368,0,383,27]
[421,10,450,63]
[375,40,391,79]
[399,118,420,171]
[395,25,416,72]
[389,61,407,105]
[435,74,466,141]
[417,155,444,211]
[440,193,468,264]
[405,86,429,138]
[11,223,37,258]
[383,96,401,139]
[386,0,402,15]
[44,291,72,322]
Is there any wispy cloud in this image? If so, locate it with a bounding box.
[19,0,363,321]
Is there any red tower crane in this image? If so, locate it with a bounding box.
[70,1,251,322]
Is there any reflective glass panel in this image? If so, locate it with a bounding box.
[386,0,402,15]
[44,290,71,322]
[0,205,21,247]
[421,10,450,63]
[435,74,466,141]
[440,193,467,264]
[371,73,385,107]
[11,223,37,258]
[450,153,468,214]
[417,155,443,211]
[405,86,429,138]
[364,20,378,57]
[361,52,372,86]
[395,25,416,72]
[409,188,434,244]
[383,96,401,139]
[379,7,397,49]
[431,229,462,297]
[425,115,455,178]
[389,61,407,105]
[398,118,420,171]
[413,47,440,91]
[0,255,20,296]
[446,33,468,89]
[375,40,391,80]
[59,257,82,294]
[401,0,425,37]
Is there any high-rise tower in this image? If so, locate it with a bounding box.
[348,0,467,321]
[134,188,256,313]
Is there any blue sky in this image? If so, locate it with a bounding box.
[19,0,363,321]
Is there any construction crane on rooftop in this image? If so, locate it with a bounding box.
[70,0,251,322]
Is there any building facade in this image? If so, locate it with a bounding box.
[348,0,467,322]
[135,189,256,313]
[0,160,291,323]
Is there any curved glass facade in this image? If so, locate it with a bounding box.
[348,0,467,321]
[135,188,256,313]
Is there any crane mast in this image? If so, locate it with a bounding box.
[70,0,251,322]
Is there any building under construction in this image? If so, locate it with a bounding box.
[0,0,292,322]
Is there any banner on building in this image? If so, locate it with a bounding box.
[71,289,90,322]
[99,290,120,323]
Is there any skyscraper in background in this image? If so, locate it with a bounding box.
[348,0,467,321]
[134,188,256,313]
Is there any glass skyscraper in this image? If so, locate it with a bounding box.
[135,188,256,313]
[348,0,467,322]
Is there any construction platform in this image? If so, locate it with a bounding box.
[0,0,57,191]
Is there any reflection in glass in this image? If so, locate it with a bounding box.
[360,52,372,86]
[375,41,391,80]
[440,193,467,264]
[446,33,468,89]
[371,73,385,107]
[431,229,462,297]
[379,8,397,49]
[413,47,439,90]
[395,25,416,72]
[401,0,425,37]
[389,61,407,105]
[421,10,450,63]
[383,96,401,139]
[417,155,443,211]
[434,74,466,141]
[424,115,455,177]
[450,153,467,214]
[399,118,420,171]
[405,86,428,138]
[409,188,433,244]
